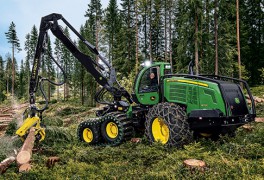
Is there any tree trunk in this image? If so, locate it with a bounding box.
[135,0,139,74]
[195,11,199,75]
[96,13,100,108]
[16,127,35,165]
[169,0,173,72]
[164,0,168,62]
[236,0,241,80]
[149,0,153,62]
[12,44,15,96]
[214,0,219,75]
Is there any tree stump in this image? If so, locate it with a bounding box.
[130,138,142,143]
[183,159,206,172]
[242,124,253,131]
[46,156,60,168]
[16,127,35,167]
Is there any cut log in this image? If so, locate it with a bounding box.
[183,159,206,172]
[16,127,35,165]
[242,124,253,131]
[0,124,9,131]
[0,119,13,123]
[19,163,31,172]
[255,118,264,123]
[0,114,13,117]
[255,97,262,103]
[0,156,16,174]
[130,138,142,143]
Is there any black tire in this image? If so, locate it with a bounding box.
[145,102,192,147]
[77,118,101,144]
[101,112,134,146]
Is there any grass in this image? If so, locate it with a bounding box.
[0,86,264,179]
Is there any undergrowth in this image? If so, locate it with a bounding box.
[0,87,263,179]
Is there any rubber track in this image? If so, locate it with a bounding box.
[77,112,134,146]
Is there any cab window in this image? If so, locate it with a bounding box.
[139,67,159,93]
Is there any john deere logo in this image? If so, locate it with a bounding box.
[235,98,240,104]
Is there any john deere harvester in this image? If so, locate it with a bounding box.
[16,13,256,147]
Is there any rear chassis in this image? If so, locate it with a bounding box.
[161,74,256,133]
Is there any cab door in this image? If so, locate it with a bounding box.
[135,66,160,105]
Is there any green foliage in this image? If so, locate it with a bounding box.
[1,101,264,179]
[5,119,17,136]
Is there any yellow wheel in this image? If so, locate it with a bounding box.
[145,103,192,147]
[101,112,134,146]
[106,122,118,139]
[152,117,169,144]
[77,119,101,144]
[83,128,93,143]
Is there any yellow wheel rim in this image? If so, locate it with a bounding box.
[83,128,93,143]
[152,117,169,144]
[106,122,118,139]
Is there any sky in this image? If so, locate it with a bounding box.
[0,0,113,64]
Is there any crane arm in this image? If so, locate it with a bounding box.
[29,13,133,109]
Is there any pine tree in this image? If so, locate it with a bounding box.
[29,25,39,64]
[104,0,122,64]
[5,21,21,96]
[5,55,13,95]
[18,60,25,98]
[240,0,263,84]
[120,0,137,74]
[0,56,5,101]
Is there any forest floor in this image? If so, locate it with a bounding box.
[0,86,264,179]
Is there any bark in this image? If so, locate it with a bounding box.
[16,127,35,165]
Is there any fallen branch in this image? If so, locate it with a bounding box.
[0,156,16,174]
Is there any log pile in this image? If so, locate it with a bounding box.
[0,103,28,135]
[245,95,264,104]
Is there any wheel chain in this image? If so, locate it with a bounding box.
[145,102,192,147]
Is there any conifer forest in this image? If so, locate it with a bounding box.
[0,0,263,179]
